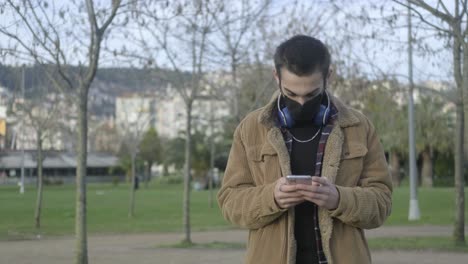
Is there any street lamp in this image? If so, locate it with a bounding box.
[407,1,420,220]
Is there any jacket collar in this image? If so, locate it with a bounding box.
[258,90,360,129]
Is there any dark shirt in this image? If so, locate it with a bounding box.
[289,122,321,264]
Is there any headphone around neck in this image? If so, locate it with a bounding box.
[277,90,331,128]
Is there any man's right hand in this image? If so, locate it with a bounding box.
[274,177,304,209]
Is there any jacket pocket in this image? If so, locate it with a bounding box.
[330,222,371,264]
[336,142,368,186]
[246,143,281,185]
[246,217,287,264]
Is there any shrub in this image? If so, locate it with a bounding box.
[156,173,183,185]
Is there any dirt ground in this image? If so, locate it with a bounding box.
[1,226,467,264]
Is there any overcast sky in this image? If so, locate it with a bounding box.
[0,0,455,85]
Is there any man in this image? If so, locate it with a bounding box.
[217,35,393,264]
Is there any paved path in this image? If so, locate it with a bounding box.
[1,226,467,264]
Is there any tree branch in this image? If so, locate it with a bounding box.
[98,0,122,36]
[408,0,453,22]
[437,0,452,17]
[393,0,453,35]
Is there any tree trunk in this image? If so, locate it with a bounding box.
[163,162,169,176]
[454,99,465,245]
[209,137,215,209]
[75,88,89,264]
[421,145,433,188]
[231,60,240,122]
[145,161,152,188]
[129,152,136,218]
[209,98,215,208]
[182,103,193,244]
[34,130,43,230]
[453,14,465,245]
[390,151,401,187]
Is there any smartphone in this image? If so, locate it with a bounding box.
[286,175,312,185]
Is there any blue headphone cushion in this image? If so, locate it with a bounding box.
[314,104,327,125]
[278,104,329,128]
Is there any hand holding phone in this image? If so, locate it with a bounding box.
[293,176,340,210]
[274,177,305,209]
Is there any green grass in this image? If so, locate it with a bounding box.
[385,187,468,226]
[0,183,230,240]
[0,183,467,240]
[368,237,468,252]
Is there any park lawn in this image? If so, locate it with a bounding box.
[0,183,230,240]
[0,183,467,240]
[384,186,468,226]
[368,236,468,252]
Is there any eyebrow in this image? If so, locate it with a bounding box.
[283,86,322,97]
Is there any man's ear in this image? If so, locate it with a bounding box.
[273,68,280,85]
[326,67,334,84]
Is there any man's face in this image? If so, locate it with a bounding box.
[274,68,329,105]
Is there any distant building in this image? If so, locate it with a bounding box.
[0,150,123,185]
[116,88,231,140]
[0,105,6,149]
[89,117,120,154]
[0,86,10,105]
[7,92,77,151]
[0,86,11,149]
[115,93,157,137]
[191,95,230,136]
[155,92,185,138]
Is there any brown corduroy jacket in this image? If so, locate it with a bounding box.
[217,93,393,264]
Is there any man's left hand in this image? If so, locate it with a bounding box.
[295,176,340,210]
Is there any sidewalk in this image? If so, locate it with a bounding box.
[0,226,466,264]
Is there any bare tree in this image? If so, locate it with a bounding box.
[330,1,463,240]
[19,88,62,230]
[161,2,213,245]
[186,0,272,207]
[9,65,64,230]
[116,94,154,217]
[204,0,272,121]
[0,1,122,262]
[391,0,465,245]
[125,0,217,244]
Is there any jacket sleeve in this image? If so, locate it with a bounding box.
[329,117,393,229]
[217,123,287,230]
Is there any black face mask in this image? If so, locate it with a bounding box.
[283,91,323,122]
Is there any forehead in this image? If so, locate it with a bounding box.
[280,69,324,92]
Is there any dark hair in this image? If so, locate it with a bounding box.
[274,35,331,83]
